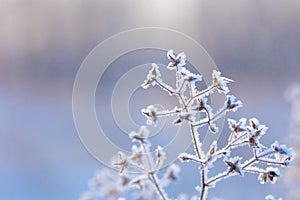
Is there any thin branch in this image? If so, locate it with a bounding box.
[154,79,178,95]
[190,123,202,159]
[156,109,180,117]
[140,142,152,171]
[253,148,258,158]
[257,159,285,166]
[200,169,206,200]
[193,107,227,127]
[206,171,230,186]
[177,79,187,94]
[243,168,264,174]
[128,160,149,173]
[258,150,275,158]
[140,141,166,200]
[204,107,211,123]
[178,94,187,110]
[149,173,167,200]
[185,85,216,108]
[206,149,277,186]
[224,132,247,150]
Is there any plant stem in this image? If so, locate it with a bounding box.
[141,141,166,200]
[206,172,230,186]
[154,79,178,95]
[193,107,227,127]
[185,85,216,108]
[224,132,247,150]
[257,159,285,165]
[156,109,180,117]
[141,142,152,171]
[200,169,206,200]
[149,173,166,200]
[190,124,202,159]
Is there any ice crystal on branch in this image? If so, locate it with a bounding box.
[225,95,242,112]
[212,70,233,94]
[258,167,280,184]
[224,157,244,176]
[167,49,186,71]
[141,63,161,89]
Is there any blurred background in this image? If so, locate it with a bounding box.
[1,0,300,199]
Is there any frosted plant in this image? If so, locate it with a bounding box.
[81,50,294,200]
[284,84,300,200]
[138,50,294,200]
[112,126,182,200]
[80,168,131,200]
[81,126,182,200]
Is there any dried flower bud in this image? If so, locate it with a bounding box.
[167,49,186,70]
[173,112,194,125]
[165,164,180,181]
[141,63,161,89]
[113,152,128,174]
[161,164,181,187]
[228,118,247,134]
[225,157,244,176]
[129,126,150,143]
[155,146,166,169]
[258,167,280,184]
[208,123,219,134]
[130,145,142,161]
[271,141,294,157]
[208,141,217,156]
[225,95,242,112]
[183,71,202,83]
[178,153,199,163]
[246,118,268,149]
[141,105,158,126]
[212,70,233,94]
[119,175,130,186]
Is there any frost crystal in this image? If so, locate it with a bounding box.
[173,112,195,125]
[155,146,166,169]
[141,105,158,126]
[182,69,202,84]
[167,49,186,71]
[271,141,293,157]
[141,63,161,89]
[178,153,201,163]
[113,152,128,174]
[193,98,212,113]
[246,118,268,150]
[228,118,247,134]
[224,156,244,176]
[130,145,142,162]
[225,95,242,112]
[212,70,233,94]
[258,167,280,184]
[129,126,150,142]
